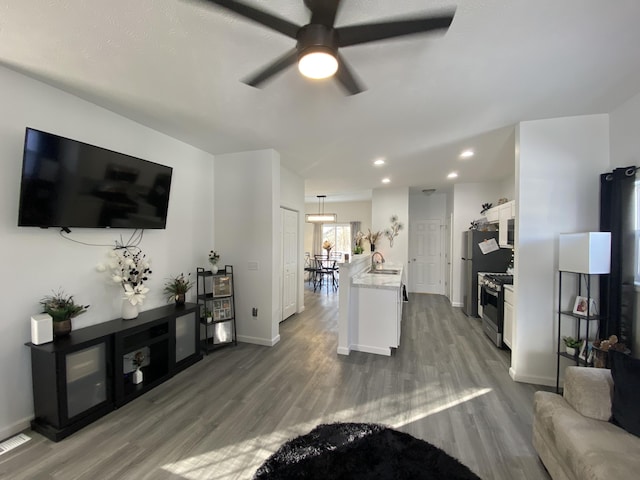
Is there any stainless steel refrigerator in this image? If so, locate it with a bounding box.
[461,230,512,317]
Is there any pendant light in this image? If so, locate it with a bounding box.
[306,195,337,223]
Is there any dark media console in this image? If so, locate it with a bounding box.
[26,303,202,441]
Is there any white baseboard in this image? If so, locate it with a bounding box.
[337,346,351,356]
[351,344,391,356]
[451,301,463,307]
[0,417,31,442]
[509,367,556,387]
[237,334,280,347]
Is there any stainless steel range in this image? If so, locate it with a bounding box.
[479,273,513,348]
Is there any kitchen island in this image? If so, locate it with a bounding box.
[348,264,405,356]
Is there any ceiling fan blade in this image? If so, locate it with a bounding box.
[334,54,365,96]
[242,48,299,88]
[305,0,341,27]
[202,0,300,39]
[337,10,455,47]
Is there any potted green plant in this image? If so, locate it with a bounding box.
[40,289,89,337]
[205,309,213,324]
[163,273,193,306]
[562,336,583,356]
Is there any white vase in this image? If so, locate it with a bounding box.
[133,368,143,385]
[122,299,139,320]
[210,263,219,274]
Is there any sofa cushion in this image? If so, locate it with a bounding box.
[610,350,640,437]
[563,366,612,421]
[553,407,640,479]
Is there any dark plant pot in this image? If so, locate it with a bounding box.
[53,319,72,337]
[370,244,376,252]
[175,293,186,306]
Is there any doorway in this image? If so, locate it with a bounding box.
[409,219,443,294]
[281,208,298,321]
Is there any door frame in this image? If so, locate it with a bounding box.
[281,207,299,322]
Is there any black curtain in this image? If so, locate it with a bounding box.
[600,166,637,349]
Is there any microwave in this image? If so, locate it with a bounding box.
[507,218,515,247]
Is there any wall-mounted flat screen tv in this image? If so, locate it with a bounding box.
[18,127,173,229]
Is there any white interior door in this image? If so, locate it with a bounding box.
[281,208,298,321]
[409,219,443,294]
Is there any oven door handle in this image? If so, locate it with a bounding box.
[483,287,499,298]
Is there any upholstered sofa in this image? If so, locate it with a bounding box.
[533,366,640,480]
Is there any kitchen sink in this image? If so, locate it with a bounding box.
[368,268,401,275]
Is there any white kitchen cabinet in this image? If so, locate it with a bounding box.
[354,284,402,356]
[498,201,515,247]
[503,286,514,349]
[485,207,499,223]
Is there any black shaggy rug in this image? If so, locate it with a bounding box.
[254,422,481,480]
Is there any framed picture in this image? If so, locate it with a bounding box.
[579,341,594,365]
[572,296,598,316]
[213,275,233,297]
[213,298,233,321]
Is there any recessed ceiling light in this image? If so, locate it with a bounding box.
[382,178,391,184]
[447,172,458,179]
[460,149,474,159]
[374,158,385,166]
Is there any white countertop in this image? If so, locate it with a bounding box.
[351,264,403,290]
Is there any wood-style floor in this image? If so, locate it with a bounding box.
[0,288,551,480]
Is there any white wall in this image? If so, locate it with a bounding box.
[512,114,610,386]
[214,150,281,346]
[450,181,508,307]
[371,187,409,267]
[0,66,215,438]
[609,90,640,355]
[303,200,372,255]
[280,167,305,313]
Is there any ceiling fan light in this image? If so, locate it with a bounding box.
[298,51,338,79]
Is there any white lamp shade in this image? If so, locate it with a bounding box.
[558,232,611,274]
[298,51,338,79]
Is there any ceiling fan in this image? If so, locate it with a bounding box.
[199,0,456,95]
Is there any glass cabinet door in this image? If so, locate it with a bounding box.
[66,342,108,419]
[175,311,196,363]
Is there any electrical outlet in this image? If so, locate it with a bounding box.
[252,307,258,317]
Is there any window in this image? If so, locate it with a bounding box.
[322,224,351,256]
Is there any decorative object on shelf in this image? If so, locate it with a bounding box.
[384,215,404,247]
[98,245,151,320]
[209,250,220,274]
[497,198,508,205]
[480,203,492,214]
[205,309,213,324]
[592,335,628,368]
[39,289,89,337]
[562,336,583,356]
[132,351,145,385]
[163,273,193,306]
[364,229,382,252]
[322,239,334,257]
[572,295,598,316]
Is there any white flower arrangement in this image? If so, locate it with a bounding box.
[209,250,220,265]
[98,247,152,306]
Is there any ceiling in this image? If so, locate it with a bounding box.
[1,1,640,203]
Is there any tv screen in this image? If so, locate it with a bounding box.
[18,128,172,229]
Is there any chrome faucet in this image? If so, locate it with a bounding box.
[371,251,385,269]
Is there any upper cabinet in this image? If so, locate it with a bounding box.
[483,201,515,248]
